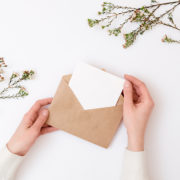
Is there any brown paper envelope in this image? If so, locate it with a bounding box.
[47,74,124,148]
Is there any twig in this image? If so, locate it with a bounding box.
[88,1,180,48]
[0,58,35,99]
[160,21,180,31]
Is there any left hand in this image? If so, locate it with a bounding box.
[7,98,57,156]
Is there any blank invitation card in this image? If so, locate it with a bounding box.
[69,62,125,110]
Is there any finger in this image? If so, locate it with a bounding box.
[23,98,52,126]
[124,74,151,99]
[32,109,49,131]
[41,127,58,135]
[27,98,53,118]
[42,124,50,128]
[123,80,134,108]
[133,91,139,103]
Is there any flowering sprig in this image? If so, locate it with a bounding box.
[0,58,35,99]
[162,34,180,43]
[0,57,7,82]
[88,1,180,48]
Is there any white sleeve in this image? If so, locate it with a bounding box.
[121,150,149,180]
[0,146,24,180]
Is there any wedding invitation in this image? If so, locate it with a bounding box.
[69,62,124,109]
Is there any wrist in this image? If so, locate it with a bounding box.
[7,142,27,156]
[127,132,144,151]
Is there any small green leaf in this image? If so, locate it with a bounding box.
[123,31,137,48]
[162,35,180,44]
[151,0,157,3]
[168,13,174,24]
[88,19,100,27]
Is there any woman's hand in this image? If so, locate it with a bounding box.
[7,98,57,156]
[123,75,154,152]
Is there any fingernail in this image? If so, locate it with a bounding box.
[124,74,129,78]
[124,80,130,88]
[42,109,48,116]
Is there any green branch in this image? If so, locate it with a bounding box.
[0,58,35,99]
[88,1,180,48]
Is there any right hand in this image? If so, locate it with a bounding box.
[123,75,154,151]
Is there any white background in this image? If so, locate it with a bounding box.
[0,0,179,180]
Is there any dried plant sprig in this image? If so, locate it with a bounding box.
[0,57,7,82]
[162,34,180,43]
[0,88,29,99]
[0,58,35,99]
[88,1,180,48]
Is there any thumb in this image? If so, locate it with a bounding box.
[33,109,49,130]
[123,80,134,108]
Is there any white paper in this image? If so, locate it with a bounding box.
[69,62,125,110]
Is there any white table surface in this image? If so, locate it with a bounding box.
[0,0,179,179]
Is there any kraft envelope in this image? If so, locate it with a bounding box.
[47,74,124,148]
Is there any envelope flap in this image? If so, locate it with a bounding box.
[57,74,84,110]
[63,74,72,83]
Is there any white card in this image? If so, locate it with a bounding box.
[69,62,125,110]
